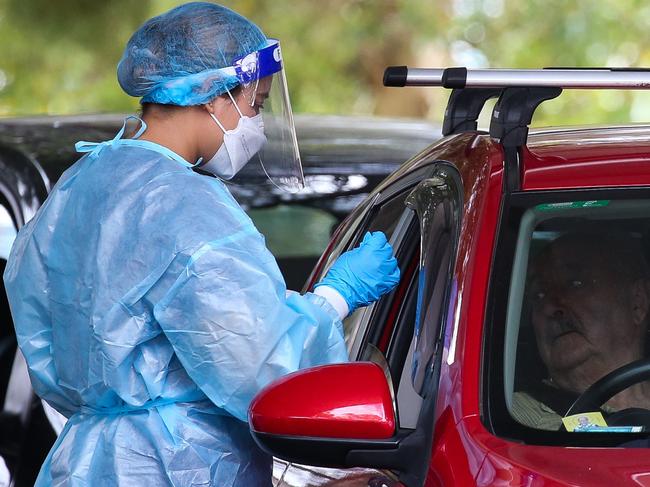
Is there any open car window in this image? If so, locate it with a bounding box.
[354,164,462,429]
[340,189,415,357]
[502,198,650,437]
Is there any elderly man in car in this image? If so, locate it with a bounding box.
[512,231,650,430]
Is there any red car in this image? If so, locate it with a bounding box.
[249,68,650,486]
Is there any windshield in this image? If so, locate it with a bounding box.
[502,198,650,437]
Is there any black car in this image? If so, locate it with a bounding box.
[0,112,438,485]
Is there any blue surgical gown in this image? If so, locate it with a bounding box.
[3,138,349,486]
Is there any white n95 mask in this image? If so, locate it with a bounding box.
[201,112,267,179]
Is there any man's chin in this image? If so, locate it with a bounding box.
[547,342,592,378]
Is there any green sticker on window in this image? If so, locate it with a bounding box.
[536,200,610,211]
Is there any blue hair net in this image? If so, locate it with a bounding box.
[117,2,267,106]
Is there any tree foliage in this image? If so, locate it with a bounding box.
[1,0,650,126]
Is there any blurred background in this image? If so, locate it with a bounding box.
[2,0,650,126]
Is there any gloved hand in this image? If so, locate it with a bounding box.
[315,231,400,313]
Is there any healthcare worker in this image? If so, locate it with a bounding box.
[3,3,400,486]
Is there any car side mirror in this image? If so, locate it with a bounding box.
[249,362,405,468]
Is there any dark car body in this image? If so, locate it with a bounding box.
[0,113,438,485]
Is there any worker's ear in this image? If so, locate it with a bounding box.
[204,100,216,116]
[204,95,231,117]
[631,278,650,326]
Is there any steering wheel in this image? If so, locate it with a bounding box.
[566,358,650,427]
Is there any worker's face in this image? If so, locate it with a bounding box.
[199,77,272,159]
[528,238,649,391]
[248,76,272,116]
[215,76,272,122]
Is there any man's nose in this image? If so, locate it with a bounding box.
[551,308,565,320]
[541,291,567,317]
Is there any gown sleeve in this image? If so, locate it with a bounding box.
[153,222,349,421]
[3,213,79,418]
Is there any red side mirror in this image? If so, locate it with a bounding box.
[249,362,396,440]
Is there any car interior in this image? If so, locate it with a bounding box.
[504,199,650,435]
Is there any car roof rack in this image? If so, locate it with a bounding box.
[442,88,502,136]
[383,66,650,192]
[383,66,650,89]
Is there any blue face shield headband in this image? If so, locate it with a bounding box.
[233,39,283,84]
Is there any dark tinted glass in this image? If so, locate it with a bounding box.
[366,191,411,241]
[506,199,650,435]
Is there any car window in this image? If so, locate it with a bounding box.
[498,197,650,440]
[301,162,462,429]
[406,174,462,397]
[342,190,417,357]
[248,204,338,258]
[364,191,412,240]
[355,165,463,428]
[248,204,338,290]
[391,168,462,427]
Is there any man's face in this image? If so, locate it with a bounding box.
[529,237,648,391]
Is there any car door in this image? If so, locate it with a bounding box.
[273,161,463,487]
[0,145,55,486]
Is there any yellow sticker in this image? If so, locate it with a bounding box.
[562,412,608,432]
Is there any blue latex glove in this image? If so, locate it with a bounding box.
[316,231,401,313]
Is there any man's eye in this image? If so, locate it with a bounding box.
[527,288,545,301]
[569,279,584,288]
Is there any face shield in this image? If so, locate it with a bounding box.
[232,39,304,192]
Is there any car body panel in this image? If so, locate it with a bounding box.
[418,133,505,486]
[524,125,650,190]
[0,142,48,228]
[470,409,650,486]
[433,130,650,486]
[266,126,650,486]
[274,133,506,486]
[274,460,401,486]
[435,129,650,486]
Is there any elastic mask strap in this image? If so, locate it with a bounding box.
[226,89,245,118]
[208,89,243,135]
[209,113,227,134]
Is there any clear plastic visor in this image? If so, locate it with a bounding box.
[235,40,304,192]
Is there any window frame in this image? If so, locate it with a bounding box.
[271,161,464,487]
[351,160,464,434]
[338,163,440,362]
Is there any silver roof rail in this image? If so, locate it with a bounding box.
[383,66,650,89]
[383,66,650,193]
